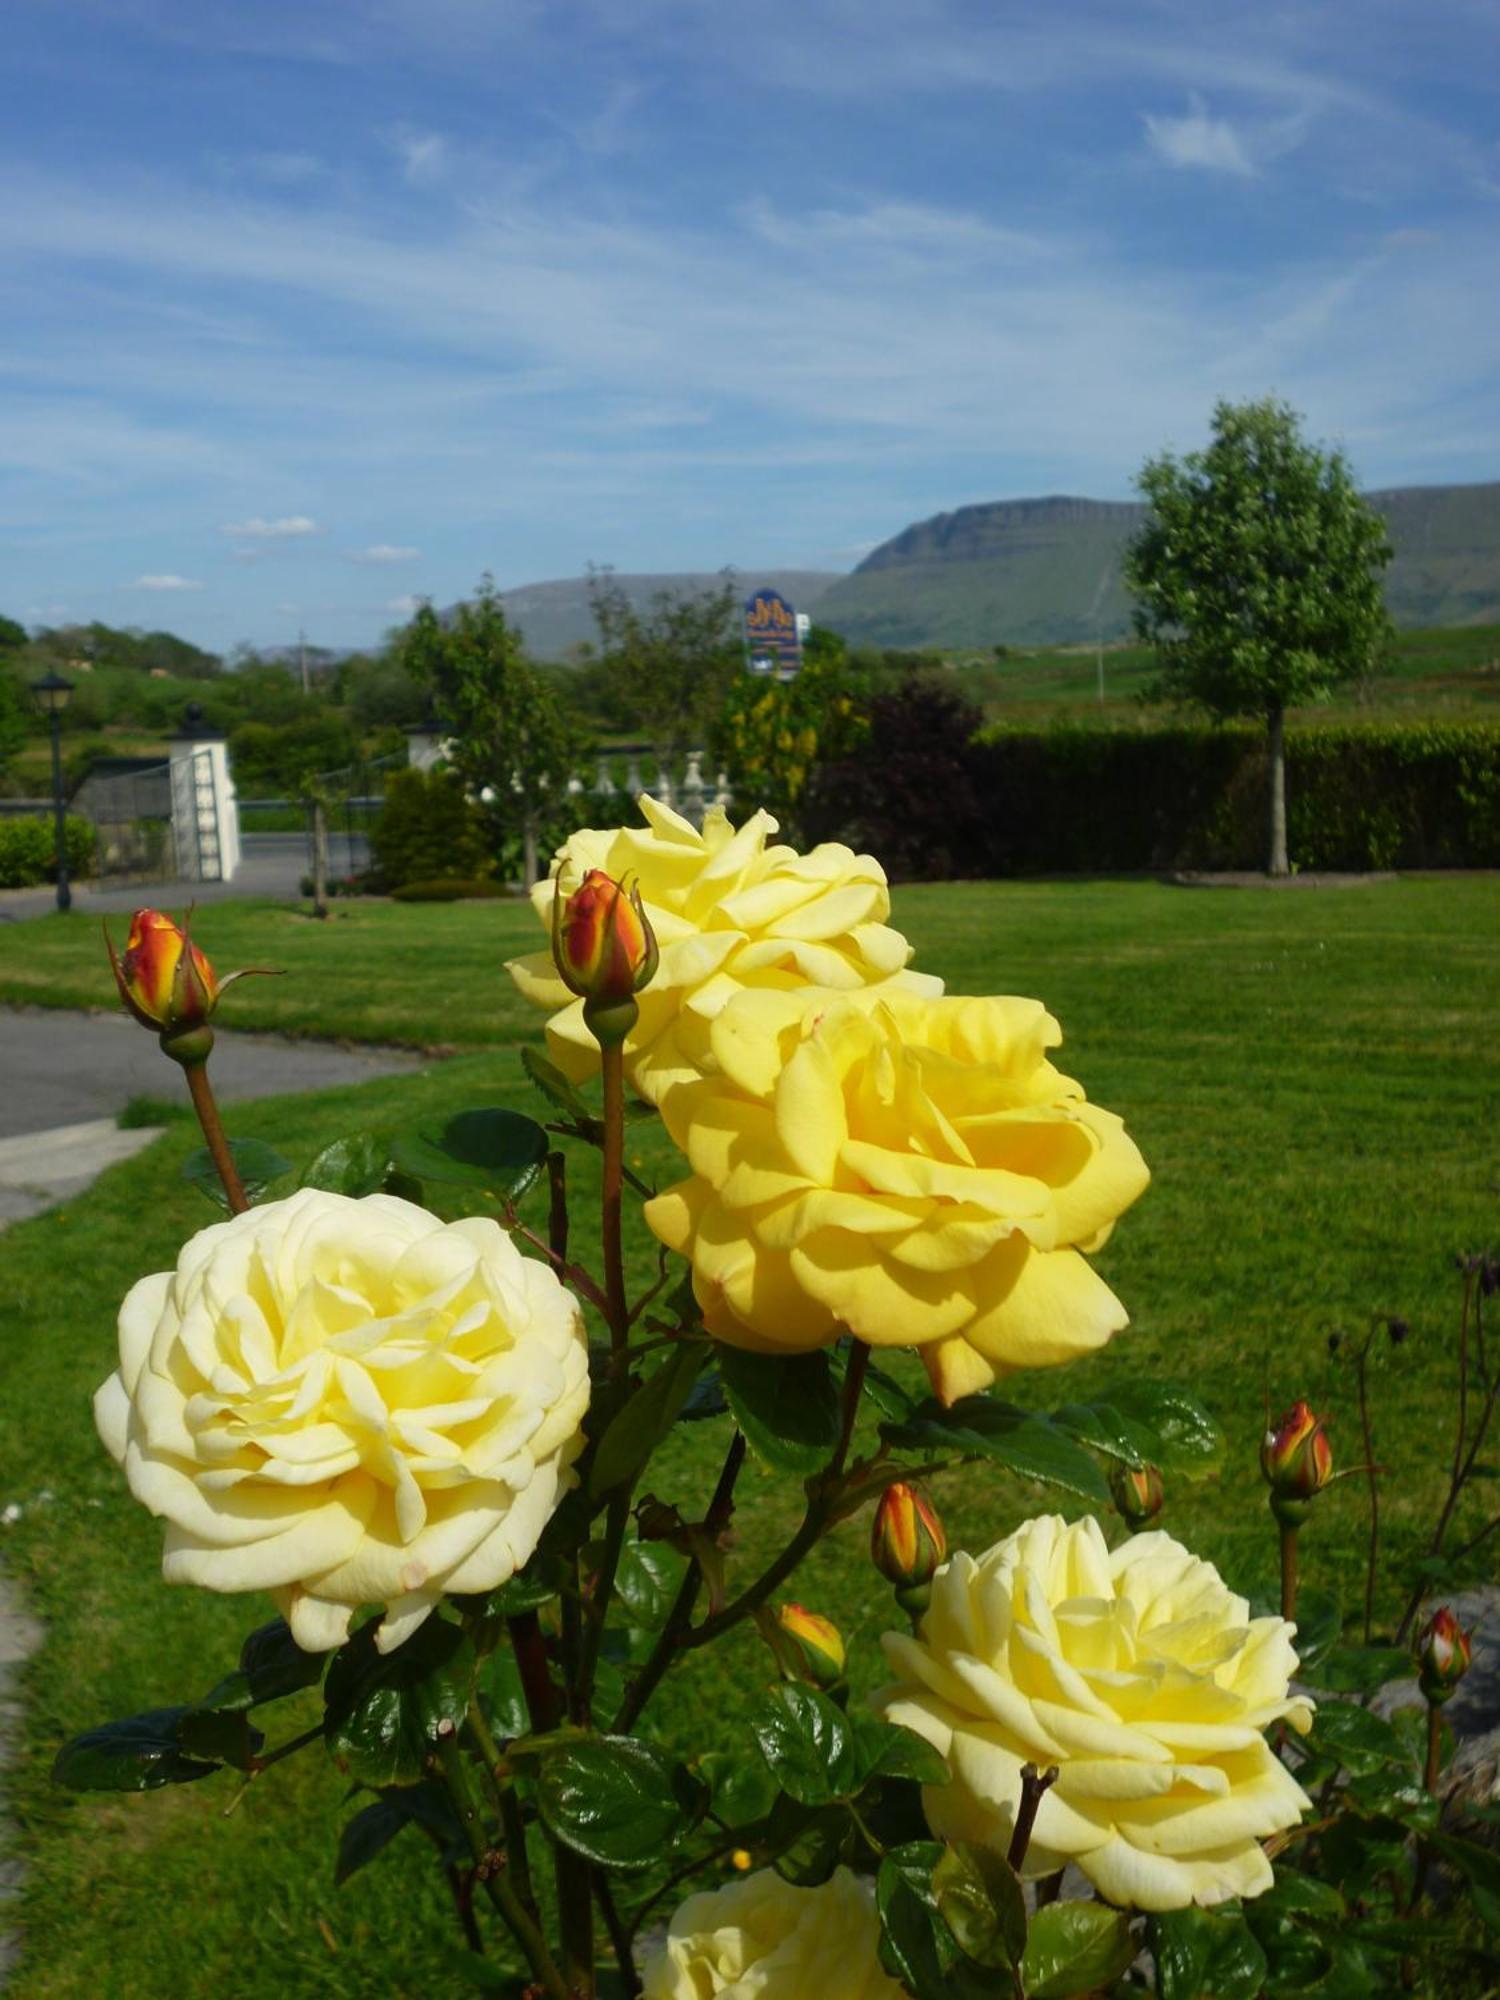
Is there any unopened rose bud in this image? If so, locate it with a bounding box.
[1109,1460,1165,1530]
[1261,1400,1333,1525]
[1416,1606,1473,1706]
[107,907,218,1036]
[775,1602,845,1689]
[551,868,658,1043]
[871,1482,947,1605]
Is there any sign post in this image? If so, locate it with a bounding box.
[743,588,803,680]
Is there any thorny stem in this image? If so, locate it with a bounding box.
[436,1731,570,2000]
[1279,1520,1299,1625]
[596,1874,643,1997]
[1006,1763,1059,1873]
[577,1487,631,1720]
[689,1342,871,1651]
[466,1700,538,1920]
[503,1614,593,1994]
[447,1866,484,1955]
[601,1040,629,1363]
[1355,1335,1380,1646]
[1425,1702,1444,1795]
[508,1219,611,1319]
[547,1149,569,1267]
[182,1060,248,1213]
[625,1838,746,1947]
[613,1431,749,1735]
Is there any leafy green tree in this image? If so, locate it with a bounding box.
[711,628,871,839]
[586,566,740,753]
[0,614,27,653]
[398,577,586,886]
[1125,397,1392,874]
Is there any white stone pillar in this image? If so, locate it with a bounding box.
[171,710,239,882]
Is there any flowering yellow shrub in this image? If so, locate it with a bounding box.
[646,987,1148,1401]
[508,795,938,1103]
[641,1866,905,1999]
[876,1514,1314,1910]
[94,1189,590,1653]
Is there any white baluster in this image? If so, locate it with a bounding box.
[682,750,705,827]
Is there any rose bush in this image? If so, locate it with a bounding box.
[94,1188,590,1654]
[646,987,1148,1401]
[508,794,939,1103]
[641,1866,906,2000]
[877,1514,1313,1910]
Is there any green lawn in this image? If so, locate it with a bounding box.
[2,877,1498,1996]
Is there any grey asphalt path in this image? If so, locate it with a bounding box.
[0,831,312,921]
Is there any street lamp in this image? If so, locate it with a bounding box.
[30,669,74,913]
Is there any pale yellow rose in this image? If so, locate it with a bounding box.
[641,1866,906,2000]
[876,1514,1313,1911]
[507,794,939,1104]
[645,987,1148,1402]
[94,1189,589,1654]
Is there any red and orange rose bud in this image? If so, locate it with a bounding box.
[1109,1459,1165,1530]
[1416,1606,1473,1706]
[775,1602,846,1689]
[550,868,659,1043]
[1260,1399,1333,1525]
[107,908,220,1042]
[871,1483,947,1608]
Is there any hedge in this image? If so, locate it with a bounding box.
[0,814,97,889]
[964,721,1500,876]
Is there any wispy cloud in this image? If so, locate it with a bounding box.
[385,593,422,615]
[347,543,421,564]
[1143,96,1256,177]
[129,573,204,591]
[387,125,448,186]
[221,514,320,538]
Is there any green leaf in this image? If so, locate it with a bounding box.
[464,1561,566,1619]
[521,1045,593,1121]
[199,1617,327,1711]
[1254,1869,1346,1920]
[883,1395,1109,1502]
[52,1709,222,1792]
[335,1797,410,1885]
[860,1360,918,1422]
[299,1132,395,1197]
[479,1646,530,1741]
[1430,1835,1500,1932]
[589,1343,707,1497]
[932,1842,1027,1972]
[1049,1398,1161,1468]
[182,1137,291,1210]
[875,1844,993,2000]
[1289,1587,1341,1672]
[175,1708,265,1770]
[768,1800,852,1886]
[750,1685,859,1807]
[614,1540,689,1629]
[679,1369,727,1421]
[1019,1901,1136,1999]
[1304,1701,1408,1774]
[535,1735,705,1871]
[1093,1380,1223,1475]
[850,1710,951,1789]
[390,1108,548,1199]
[1312,1644,1410,1694]
[699,1749,780,1830]
[717,1346,841,1475]
[1151,1907,1267,2000]
[323,1617,476,1789]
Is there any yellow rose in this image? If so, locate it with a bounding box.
[94,1189,589,1654]
[641,1866,906,2000]
[876,1514,1313,1911]
[645,987,1148,1402]
[507,795,939,1104]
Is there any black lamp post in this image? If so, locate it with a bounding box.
[31,670,74,913]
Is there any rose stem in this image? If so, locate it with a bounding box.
[436,1731,569,2000]
[1354,1331,1380,1645]
[600,1039,628,1364]
[1006,1763,1059,1873]
[1279,1520,1299,1625]
[596,1875,642,1998]
[1424,1702,1443,1794]
[506,1614,594,1993]
[182,1060,248,1213]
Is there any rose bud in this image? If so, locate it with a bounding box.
[1109,1459,1165,1530]
[775,1602,846,1689]
[551,868,658,1030]
[1260,1400,1333,1525]
[871,1482,947,1607]
[1416,1606,1473,1706]
[107,907,219,1036]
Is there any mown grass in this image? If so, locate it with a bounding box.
[2,877,1498,1996]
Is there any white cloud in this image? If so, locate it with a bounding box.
[347,542,421,564]
[130,573,204,591]
[388,125,449,185]
[221,514,320,538]
[1144,95,1256,176]
[385,593,422,615]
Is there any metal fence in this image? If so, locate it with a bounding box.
[71,761,175,886]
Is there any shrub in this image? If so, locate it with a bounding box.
[389,877,508,902]
[0,813,96,888]
[368,768,494,889]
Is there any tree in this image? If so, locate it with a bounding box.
[586,566,741,753]
[398,577,586,886]
[1124,397,1392,874]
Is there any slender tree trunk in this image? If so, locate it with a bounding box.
[1266,703,1288,877]
[522,812,539,891]
[310,797,330,918]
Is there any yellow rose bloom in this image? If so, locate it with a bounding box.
[641,1866,906,2000]
[94,1189,590,1654]
[507,795,939,1104]
[876,1515,1313,1911]
[645,987,1148,1402]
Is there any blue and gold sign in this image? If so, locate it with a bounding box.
[743,588,802,677]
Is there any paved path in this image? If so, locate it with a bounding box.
[0,832,311,922]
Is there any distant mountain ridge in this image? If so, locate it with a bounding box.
[813,483,1500,648]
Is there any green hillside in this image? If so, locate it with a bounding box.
[815,483,1500,649]
[499,569,839,659]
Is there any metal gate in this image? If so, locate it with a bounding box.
[74,761,175,887]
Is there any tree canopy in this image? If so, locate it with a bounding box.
[585,567,741,751]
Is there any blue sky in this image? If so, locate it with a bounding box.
[2,0,1497,653]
